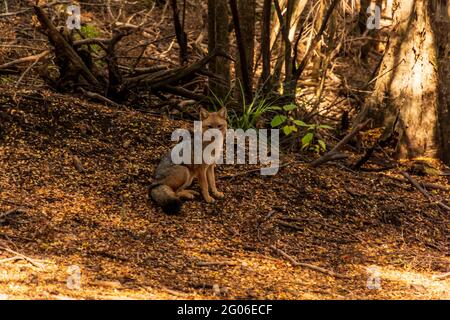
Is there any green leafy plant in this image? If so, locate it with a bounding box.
[209,82,279,130]
[78,24,102,53]
[80,24,100,39]
[228,97,279,130]
[208,87,233,112]
[270,104,332,153]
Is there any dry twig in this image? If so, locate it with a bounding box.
[270,245,351,279]
[400,171,450,212]
[311,119,371,167]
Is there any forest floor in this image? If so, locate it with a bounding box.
[0,85,449,300]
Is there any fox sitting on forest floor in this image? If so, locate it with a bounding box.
[150,107,227,214]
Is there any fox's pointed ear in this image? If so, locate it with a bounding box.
[218,107,227,119]
[199,107,209,120]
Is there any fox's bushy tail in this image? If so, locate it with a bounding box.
[150,185,182,215]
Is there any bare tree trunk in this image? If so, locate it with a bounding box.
[282,0,294,94]
[229,0,253,103]
[293,0,339,84]
[208,0,230,100]
[357,0,442,160]
[270,0,287,52]
[260,0,272,92]
[171,0,188,65]
[234,0,256,102]
[272,0,308,94]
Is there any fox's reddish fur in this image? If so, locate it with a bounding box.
[150,107,227,214]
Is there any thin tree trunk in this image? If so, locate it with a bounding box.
[283,0,294,94]
[270,0,287,51]
[171,0,188,65]
[260,0,272,92]
[272,0,308,94]
[229,0,253,103]
[208,0,230,100]
[234,0,255,102]
[293,0,339,83]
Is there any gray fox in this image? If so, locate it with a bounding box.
[150,107,227,214]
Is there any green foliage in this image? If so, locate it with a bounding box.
[209,83,279,130]
[270,104,333,153]
[80,24,100,39]
[228,97,279,130]
[79,24,101,53]
[0,77,13,84]
[208,87,233,112]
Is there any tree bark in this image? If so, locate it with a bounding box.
[234,0,256,102]
[272,0,308,94]
[431,0,450,164]
[357,0,443,161]
[171,0,188,65]
[260,0,272,92]
[229,0,253,103]
[208,0,230,100]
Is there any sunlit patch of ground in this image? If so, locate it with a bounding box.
[375,267,450,299]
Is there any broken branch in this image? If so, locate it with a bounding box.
[270,245,351,279]
[311,119,371,167]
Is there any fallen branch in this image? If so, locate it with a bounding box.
[400,171,450,211]
[276,220,303,231]
[0,208,26,223]
[270,245,351,279]
[15,52,49,87]
[0,50,49,70]
[0,9,30,17]
[383,174,450,192]
[124,49,228,90]
[147,49,229,88]
[0,256,26,264]
[352,114,398,170]
[123,65,168,77]
[159,85,208,102]
[311,119,371,167]
[73,38,111,49]
[0,246,45,269]
[161,286,190,297]
[432,272,450,280]
[79,88,121,108]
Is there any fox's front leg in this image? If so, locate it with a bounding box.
[198,167,215,203]
[207,165,224,199]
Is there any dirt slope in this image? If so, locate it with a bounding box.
[0,86,449,299]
